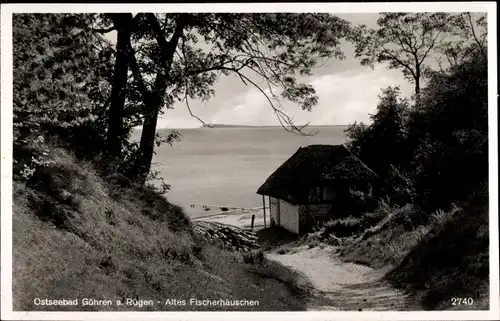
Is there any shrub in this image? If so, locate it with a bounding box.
[243,249,266,265]
[277,248,289,255]
[323,216,363,238]
[386,187,489,309]
[13,135,56,182]
[344,86,410,177]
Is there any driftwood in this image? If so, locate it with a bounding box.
[193,221,260,252]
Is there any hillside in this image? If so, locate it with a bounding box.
[335,195,490,310]
[12,146,311,311]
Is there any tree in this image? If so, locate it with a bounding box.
[410,48,487,210]
[12,14,114,148]
[352,13,449,98]
[12,13,114,179]
[92,13,149,160]
[104,14,134,158]
[434,12,487,71]
[122,13,352,183]
[345,86,409,176]
[13,14,106,139]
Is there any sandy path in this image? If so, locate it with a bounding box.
[267,246,414,311]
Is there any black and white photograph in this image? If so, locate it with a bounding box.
[1,2,498,320]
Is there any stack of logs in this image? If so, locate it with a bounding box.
[193,221,260,252]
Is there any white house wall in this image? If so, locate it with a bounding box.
[270,197,279,226]
[279,199,299,234]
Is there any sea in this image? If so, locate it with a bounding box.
[133,126,348,217]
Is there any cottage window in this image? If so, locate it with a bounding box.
[323,186,336,201]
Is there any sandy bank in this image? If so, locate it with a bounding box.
[190,204,268,231]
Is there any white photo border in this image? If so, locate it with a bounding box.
[1,2,498,321]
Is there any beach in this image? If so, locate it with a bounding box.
[189,203,268,230]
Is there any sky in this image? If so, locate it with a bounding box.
[107,13,416,129]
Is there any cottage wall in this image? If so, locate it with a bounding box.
[279,199,299,234]
[299,204,334,234]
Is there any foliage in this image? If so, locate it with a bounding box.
[351,13,450,95]
[386,188,489,309]
[323,216,363,238]
[12,14,116,179]
[435,13,487,70]
[409,50,488,210]
[13,14,109,139]
[344,86,410,177]
[116,12,353,181]
[242,249,266,265]
[347,12,488,211]
[13,12,353,185]
[13,135,55,181]
[385,165,415,206]
[13,146,309,311]
[129,13,351,118]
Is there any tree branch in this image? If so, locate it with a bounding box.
[380,45,417,80]
[145,13,188,107]
[92,26,116,34]
[232,70,314,136]
[466,12,487,60]
[127,43,150,105]
[418,30,441,65]
[146,13,186,68]
[183,84,212,127]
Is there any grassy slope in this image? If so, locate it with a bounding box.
[338,195,490,310]
[13,147,310,311]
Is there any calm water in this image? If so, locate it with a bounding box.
[141,126,348,217]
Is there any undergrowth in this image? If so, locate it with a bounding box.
[13,145,309,311]
[336,186,489,310]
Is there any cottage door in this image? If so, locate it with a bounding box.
[270,197,281,227]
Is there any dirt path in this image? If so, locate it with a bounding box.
[267,245,415,311]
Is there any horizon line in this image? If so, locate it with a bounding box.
[132,124,351,131]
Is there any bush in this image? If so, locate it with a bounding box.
[243,249,266,265]
[323,216,363,238]
[386,196,489,309]
[344,86,410,177]
[13,135,56,181]
[360,209,387,227]
[409,51,487,211]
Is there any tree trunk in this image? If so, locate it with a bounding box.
[414,69,421,107]
[136,101,161,184]
[106,13,133,159]
[134,14,187,184]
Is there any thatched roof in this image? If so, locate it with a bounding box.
[256,144,380,205]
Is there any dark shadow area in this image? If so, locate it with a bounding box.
[385,194,489,310]
[256,226,298,250]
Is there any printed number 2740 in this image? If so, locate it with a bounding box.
[451,298,474,305]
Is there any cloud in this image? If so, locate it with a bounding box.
[195,65,414,127]
[124,13,414,130]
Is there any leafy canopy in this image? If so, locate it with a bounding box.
[351,13,449,94]
[13,14,110,137]
[122,13,352,132]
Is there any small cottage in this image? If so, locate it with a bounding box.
[256,144,380,235]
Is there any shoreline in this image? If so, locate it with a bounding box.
[189,203,268,230]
